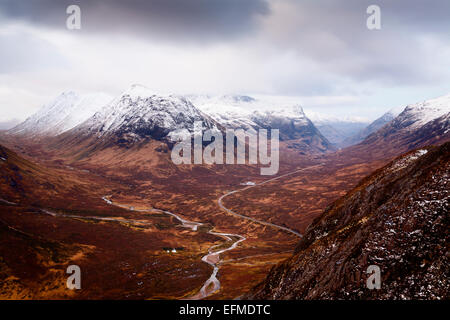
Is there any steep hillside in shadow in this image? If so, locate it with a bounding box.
[249,142,449,300]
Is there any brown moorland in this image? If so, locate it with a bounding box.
[1,118,449,299]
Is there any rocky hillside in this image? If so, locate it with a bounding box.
[249,142,449,300]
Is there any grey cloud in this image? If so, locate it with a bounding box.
[260,0,450,88]
[0,0,448,99]
[0,0,270,43]
[0,32,68,73]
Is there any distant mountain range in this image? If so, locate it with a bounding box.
[8,86,333,155]
[0,119,21,131]
[313,121,368,148]
[342,107,403,147]
[6,88,450,158]
[1,88,449,300]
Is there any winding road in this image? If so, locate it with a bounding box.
[102,164,322,299]
[41,164,322,299]
[185,163,324,298]
[218,164,324,238]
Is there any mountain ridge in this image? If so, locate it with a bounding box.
[8,91,113,137]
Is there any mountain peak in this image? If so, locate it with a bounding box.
[76,90,219,145]
[292,104,304,115]
[398,93,450,129]
[8,91,112,136]
[122,84,158,98]
[60,90,78,97]
[221,95,256,104]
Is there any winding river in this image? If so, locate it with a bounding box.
[101,196,246,299]
[42,164,322,299]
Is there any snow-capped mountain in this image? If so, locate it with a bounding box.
[354,93,450,157]
[394,94,450,130]
[190,94,333,152]
[9,91,112,136]
[250,105,325,141]
[190,94,312,132]
[69,85,219,146]
[188,94,261,130]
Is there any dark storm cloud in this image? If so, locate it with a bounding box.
[0,0,270,42]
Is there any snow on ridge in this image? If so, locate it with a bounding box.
[13,86,448,143]
[79,85,218,140]
[9,91,112,136]
[385,105,405,118]
[60,93,113,132]
[190,94,310,129]
[400,94,450,129]
[122,83,160,98]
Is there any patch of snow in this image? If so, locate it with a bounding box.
[167,128,193,141]
[389,149,429,172]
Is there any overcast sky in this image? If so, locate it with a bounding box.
[0,0,449,124]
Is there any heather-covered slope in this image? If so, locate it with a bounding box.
[249,142,449,300]
[0,144,217,299]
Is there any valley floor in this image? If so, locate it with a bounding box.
[0,140,397,299]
